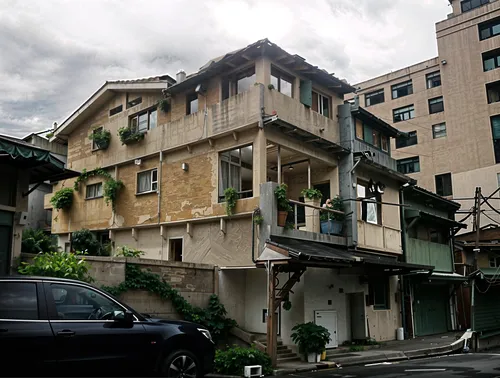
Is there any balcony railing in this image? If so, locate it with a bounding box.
[288,199,344,236]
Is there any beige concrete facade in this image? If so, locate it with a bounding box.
[347,1,500,231]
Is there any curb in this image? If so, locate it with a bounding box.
[273,363,330,376]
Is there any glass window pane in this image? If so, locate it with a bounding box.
[271,75,279,90]
[97,183,103,197]
[130,116,138,132]
[152,169,158,182]
[322,96,330,117]
[0,282,38,320]
[237,73,256,94]
[280,78,293,97]
[149,110,157,129]
[138,113,148,132]
[485,57,496,71]
[190,98,198,114]
[138,171,152,193]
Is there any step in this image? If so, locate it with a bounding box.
[277,349,293,355]
[277,352,297,359]
[260,341,283,346]
[277,356,301,363]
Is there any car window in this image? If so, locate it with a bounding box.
[0,282,38,320]
[49,283,123,320]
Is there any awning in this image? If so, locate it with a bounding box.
[405,209,466,230]
[0,134,80,184]
[266,237,433,274]
[407,270,467,282]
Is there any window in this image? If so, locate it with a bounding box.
[170,238,183,262]
[479,16,500,40]
[126,94,142,108]
[393,105,415,122]
[461,0,489,13]
[186,93,198,115]
[86,183,103,199]
[365,89,385,106]
[483,48,500,71]
[397,157,420,174]
[381,135,389,152]
[0,282,38,320]
[109,105,123,117]
[91,126,103,150]
[271,67,293,97]
[130,108,157,133]
[487,81,500,104]
[222,66,256,100]
[357,182,381,225]
[371,280,389,310]
[435,173,453,196]
[396,131,417,148]
[429,97,444,114]
[137,168,158,194]
[356,121,390,153]
[491,115,500,163]
[497,172,500,187]
[391,80,413,99]
[489,256,500,268]
[432,123,447,139]
[426,72,441,89]
[218,145,253,201]
[48,283,122,320]
[312,91,330,117]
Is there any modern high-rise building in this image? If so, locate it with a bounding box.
[347,0,500,231]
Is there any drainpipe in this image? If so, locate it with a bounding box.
[250,207,259,263]
[399,186,407,338]
[158,151,163,223]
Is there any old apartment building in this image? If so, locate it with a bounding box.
[48,39,464,359]
[347,0,500,231]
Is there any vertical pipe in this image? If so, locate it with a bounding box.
[294,203,298,229]
[471,278,475,332]
[158,151,163,224]
[277,146,281,186]
[307,159,311,189]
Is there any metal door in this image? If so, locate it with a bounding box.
[414,284,448,336]
[314,310,338,348]
[350,292,366,340]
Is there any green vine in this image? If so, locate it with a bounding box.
[102,264,236,342]
[158,98,170,113]
[74,168,112,191]
[118,126,145,145]
[74,168,123,211]
[224,187,238,216]
[50,188,74,210]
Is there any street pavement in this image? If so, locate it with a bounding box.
[285,353,500,377]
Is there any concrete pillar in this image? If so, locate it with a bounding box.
[253,129,268,196]
[304,198,320,233]
[255,56,271,86]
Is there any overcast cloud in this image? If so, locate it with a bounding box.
[0,0,450,138]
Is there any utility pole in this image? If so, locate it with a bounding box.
[473,187,481,269]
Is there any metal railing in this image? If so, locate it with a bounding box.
[288,199,344,230]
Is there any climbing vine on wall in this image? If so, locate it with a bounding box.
[102,264,236,343]
[74,168,112,190]
[73,167,124,211]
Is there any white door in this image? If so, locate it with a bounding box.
[314,310,338,348]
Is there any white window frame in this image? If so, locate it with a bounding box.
[85,183,103,199]
[136,168,158,195]
[91,126,103,151]
[357,183,380,225]
[129,108,157,133]
[317,93,330,117]
[168,237,184,262]
[218,145,253,201]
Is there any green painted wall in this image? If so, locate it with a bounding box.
[406,238,453,272]
[474,286,500,332]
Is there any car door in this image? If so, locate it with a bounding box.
[44,281,148,375]
[0,280,56,374]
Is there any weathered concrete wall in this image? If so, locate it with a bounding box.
[26,183,52,230]
[218,269,247,327]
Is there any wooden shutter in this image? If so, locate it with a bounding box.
[300,79,312,107]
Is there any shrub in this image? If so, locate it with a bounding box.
[18,251,93,283]
[214,346,273,376]
[224,187,238,216]
[71,229,103,256]
[50,188,74,210]
[320,196,345,222]
[115,246,145,258]
[118,126,145,145]
[291,322,331,356]
[22,229,58,254]
[88,128,111,149]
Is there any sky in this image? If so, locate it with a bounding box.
[0,0,451,138]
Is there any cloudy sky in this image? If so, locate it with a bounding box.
[0,0,450,138]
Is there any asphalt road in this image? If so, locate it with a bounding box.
[287,353,500,377]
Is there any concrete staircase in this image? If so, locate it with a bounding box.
[258,339,301,363]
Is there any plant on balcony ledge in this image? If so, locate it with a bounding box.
[89,128,111,150]
[301,188,323,201]
[268,83,275,90]
[275,184,292,227]
[158,98,170,113]
[320,196,345,236]
[224,187,238,216]
[118,126,145,145]
[50,187,74,210]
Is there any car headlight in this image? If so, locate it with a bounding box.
[198,328,213,343]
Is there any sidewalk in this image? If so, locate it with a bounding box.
[273,331,471,376]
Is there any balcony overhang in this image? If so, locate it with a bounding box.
[405,209,467,231]
[263,115,349,155]
[356,155,415,184]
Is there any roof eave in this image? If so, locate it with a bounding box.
[351,106,401,137]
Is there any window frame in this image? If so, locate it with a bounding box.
[426,71,442,89]
[371,279,390,311]
[461,0,489,13]
[391,80,413,99]
[365,89,385,107]
[393,105,415,123]
[168,237,184,262]
[129,108,157,133]
[357,181,382,226]
[435,173,453,197]
[109,104,123,117]
[432,123,447,139]
[126,94,142,109]
[397,156,420,174]
[221,64,256,100]
[489,256,500,268]
[483,48,500,72]
[355,120,391,154]
[85,182,103,200]
[136,168,158,195]
[429,97,444,114]
[396,131,418,149]
[186,93,199,115]
[479,16,500,41]
[491,115,500,164]
[311,90,331,118]
[486,80,500,104]
[270,66,294,97]
[218,144,254,202]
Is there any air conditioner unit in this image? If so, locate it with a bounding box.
[15,211,28,225]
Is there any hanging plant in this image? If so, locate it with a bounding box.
[89,128,111,150]
[253,215,264,226]
[283,294,292,311]
[224,187,238,216]
[158,98,170,113]
[50,188,74,210]
[104,178,124,211]
[118,126,145,145]
[74,168,112,191]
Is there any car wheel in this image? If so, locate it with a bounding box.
[161,349,200,378]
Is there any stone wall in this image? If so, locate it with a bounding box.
[20,253,215,319]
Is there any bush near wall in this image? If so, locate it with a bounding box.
[214,346,273,376]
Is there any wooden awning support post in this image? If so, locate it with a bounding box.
[266,262,278,367]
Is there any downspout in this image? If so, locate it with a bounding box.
[158,151,163,223]
[250,207,259,263]
[399,187,407,338]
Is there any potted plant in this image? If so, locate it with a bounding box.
[118,126,145,145]
[300,188,323,202]
[89,128,111,149]
[291,322,331,363]
[320,196,345,235]
[274,184,292,227]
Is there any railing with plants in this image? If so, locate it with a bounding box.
[118,126,145,145]
[50,187,74,211]
[89,128,111,150]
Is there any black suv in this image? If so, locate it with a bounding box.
[0,276,215,377]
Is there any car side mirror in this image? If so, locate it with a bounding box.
[112,310,134,324]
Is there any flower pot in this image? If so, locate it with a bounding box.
[321,350,327,361]
[316,353,321,362]
[95,140,109,149]
[278,211,288,227]
[320,220,343,235]
[307,353,316,363]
